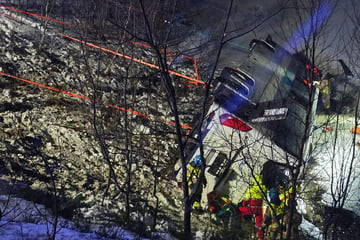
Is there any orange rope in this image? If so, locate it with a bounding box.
[0,4,203,85]
[0,72,192,130]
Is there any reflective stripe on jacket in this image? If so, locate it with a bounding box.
[187,164,201,186]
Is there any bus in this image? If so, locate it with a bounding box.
[175,36,320,209]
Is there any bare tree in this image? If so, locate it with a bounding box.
[71,3,178,235]
[135,0,296,238]
[38,0,54,51]
[319,2,360,237]
[269,1,360,239]
[134,0,237,237]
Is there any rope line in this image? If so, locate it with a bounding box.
[0,72,192,130]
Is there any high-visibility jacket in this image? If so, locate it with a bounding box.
[187,163,201,186]
[315,79,331,109]
[268,185,299,217]
[279,185,299,206]
[318,79,330,94]
[314,79,330,94]
[244,174,267,200]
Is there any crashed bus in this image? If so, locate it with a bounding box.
[175,36,320,216]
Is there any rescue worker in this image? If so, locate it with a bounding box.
[207,191,241,235]
[279,185,302,240]
[314,75,331,111]
[187,155,206,210]
[207,191,232,213]
[263,184,301,240]
[238,174,267,239]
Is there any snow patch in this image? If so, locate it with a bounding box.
[300,217,324,240]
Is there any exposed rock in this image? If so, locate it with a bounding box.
[0,4,207,237]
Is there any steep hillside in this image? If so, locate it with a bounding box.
[0,5,210,239]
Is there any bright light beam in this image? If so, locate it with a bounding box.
[288,2,333,50]
[222,3,332,118]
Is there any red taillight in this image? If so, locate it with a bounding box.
[303,79,312,88]
[306,64,321,76]
[220,114,252,132]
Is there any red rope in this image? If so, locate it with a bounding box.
[0,4,203,85]
[0,72,192,130]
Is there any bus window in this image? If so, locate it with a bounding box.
[207,152,228,177]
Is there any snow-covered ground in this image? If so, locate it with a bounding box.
[299,217,324,240]
[0,220,179,240]
[0,221,127,240]
[0,195,157,240]
[313,115,360,215]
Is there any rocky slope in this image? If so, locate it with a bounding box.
[0,5,210,238]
